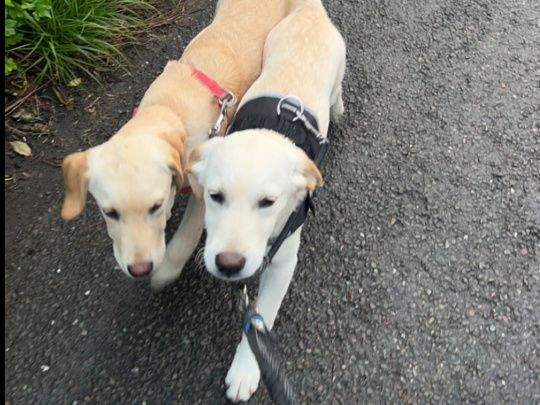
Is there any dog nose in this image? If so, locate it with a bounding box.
[215,252,246,277]
[127,261,153,277]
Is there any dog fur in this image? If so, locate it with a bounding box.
[186,0,346,401]
[60,0,296,290]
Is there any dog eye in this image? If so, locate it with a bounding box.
[103,209,120,220]
[258,198,275,208]
[209,192,224,204]
[149,203,162,214]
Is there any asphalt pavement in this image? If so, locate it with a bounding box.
[5,0,539,404]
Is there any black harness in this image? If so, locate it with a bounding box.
[225,94,328,267]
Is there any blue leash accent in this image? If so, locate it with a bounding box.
[244,314,268,336]
[242,307,299,405]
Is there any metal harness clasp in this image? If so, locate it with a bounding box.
[241,284,249,310]
[209,92,237,138]
[276,94,326,143]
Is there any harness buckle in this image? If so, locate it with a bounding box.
[277,94,326,143]
[276,94,304,122]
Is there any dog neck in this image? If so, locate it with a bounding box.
[137,62,230,146]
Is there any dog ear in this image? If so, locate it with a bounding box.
[185,138,222,200]
[61,151,90,220]
[167,147,184,191]
[302,156,323,191]
[292,152,323,191]
[185,145,205,200]
[157,129,186,191]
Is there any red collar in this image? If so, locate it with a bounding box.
[131,67,229,115]
[189,66,230,100]
[190,67,237,141]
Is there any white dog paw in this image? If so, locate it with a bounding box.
[150,257,182,291]
[330,97,344,121]
[225,345,261,402]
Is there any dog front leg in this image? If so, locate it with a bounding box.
[151,194,205,290]
[225,231,301,402]
[330,84,344,121]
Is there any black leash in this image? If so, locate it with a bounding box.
[240,286,299,405]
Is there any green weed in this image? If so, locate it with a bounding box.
[5,0,161,86]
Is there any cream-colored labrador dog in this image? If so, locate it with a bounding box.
[186,0,346,401]
[60,0,297,290]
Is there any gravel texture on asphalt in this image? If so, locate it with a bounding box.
[5,0,539,404]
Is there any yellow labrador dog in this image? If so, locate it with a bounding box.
[186,0,346,401]
[60,0,297,290]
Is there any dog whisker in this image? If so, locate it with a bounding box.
[193,247,207,274]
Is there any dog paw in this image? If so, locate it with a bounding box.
[150,257,182,291]
[225,344,260,402]
[330,98,344,122]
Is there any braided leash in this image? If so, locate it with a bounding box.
[240,286,299,405]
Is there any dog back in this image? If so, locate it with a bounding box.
[239,0,346,135]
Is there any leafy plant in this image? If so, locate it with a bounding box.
[4,0,157,85]
[5,0,52,76]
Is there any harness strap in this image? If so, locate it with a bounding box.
[265,191,317,264]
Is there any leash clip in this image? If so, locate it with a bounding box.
[241,285,269,336]
[209,91,237,138]
[241,284,249,310]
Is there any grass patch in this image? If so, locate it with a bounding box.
[5,0,180,87]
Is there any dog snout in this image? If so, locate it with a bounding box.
[127,261,153,277]
[215,252,246,277]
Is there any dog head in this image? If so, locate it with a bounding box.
[186,129,322,281]
[61,106,185,277]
